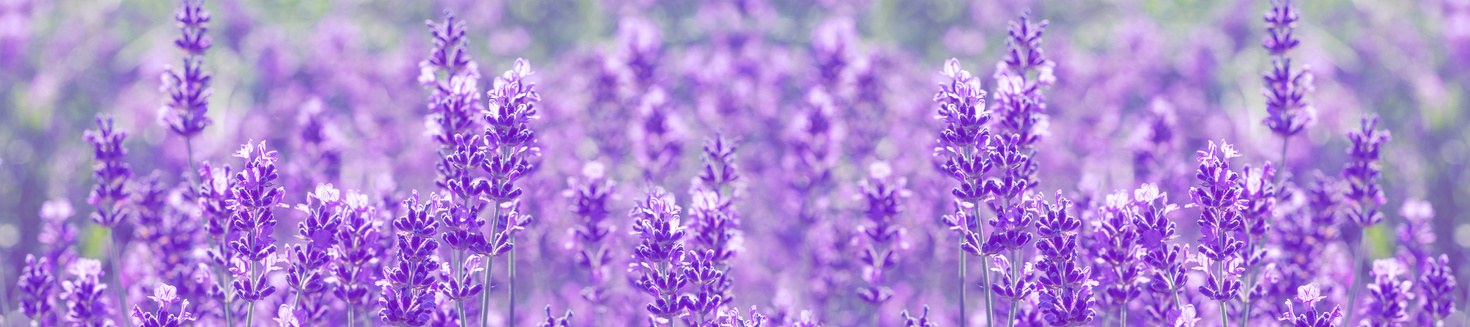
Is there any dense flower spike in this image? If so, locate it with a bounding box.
[333,189,385,326]
[933,57,994,325]
[226,140,286,326]
[478,57,542,325]
[1362,259,1413,326]
[380,191,444,326]
[1260,0,1315,138]
[992,10,1055,152]
[566,162,616,316]
[20,254,57,325]
[1188,140,1246,325]
[1132,184,1189,325]
[159,0,213,137]
[62,258,115,326]
[1033,193,1096,326]
[855,162,908,316]
[1416,255,1457,325]
[284,183,344,324]
[684,134,742,324]
[1342,115,1390,227]
[629,188,689,326]
[1093,189,1143,324]
[84,115,132,228]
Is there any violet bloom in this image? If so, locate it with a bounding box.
[1278,284,1342,327]
[1260,0,1315,140]
[784,88,839,225]
[1396,199,1435,272]
[1095,189,1143,324]
[129,284,197,327]
[1131,184,1188,325]
[1362,259,1413,326]
[1416,255,1456,325]
[1235,162,1277,323]
[62,258,114,326]
[84,115,132,228]
[1342,115,1389,228]
[683,134,741,324]
[333,189,384,326]
[225,141,286,326]
[380,191,444,326]
[631,87,683,183]
[19,254,57,324]
[854,162,908,315]
[1188,140,1246,325]
[83,114,134,326]
[284,184,344,324]
[479,58,541,325]
[933,57,993,325]
[991,10,1055,159]
[629,188,688,326]
[159,0,214,138]
[1033,193,1096,326]
[566,162,616,314]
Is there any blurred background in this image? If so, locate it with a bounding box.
[1,0,1467,325]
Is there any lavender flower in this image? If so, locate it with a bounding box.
[1236,162,1277,323]
[854,162,908,318]
[631,87,684,183]
[1362,259,1413,326]
[158,0,213,139]
[1188,140,1246,325]
[1278,284,1342,327]
[225,141,286,326]
[380,191,444,326]
[1396,199,1435,271]
[1094,189,1143,325]
[129,284,197,327]
[421,11,483,147]
[1260,0,1315,139]
[62,258,114,326]
[1416,255,1456,325]
[785,88,840,225]
[682,134,742,324]
[1342,115,1390,227]
[20,254,57,325]
[283,183,344,324]
[479,58,542,326]
[992,10,1055,155]
[333,189,384,326]
[566,162,616,315]
[1033,192,1096,326]
[933,57,993,325]
[629,188,688,326]
[83,114,133,326]
[1131,185,1188,325]
[716,306,768,327]
[84,115,132,228]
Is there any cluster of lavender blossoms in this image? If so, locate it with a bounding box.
[11,1,1466,327]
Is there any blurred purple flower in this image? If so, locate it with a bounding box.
[158,0,214,138]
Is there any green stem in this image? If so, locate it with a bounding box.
[106,229,131,327]
[1344,228,1367,326]
[186,136,199,187]
[960,245,968,326]
[1119,303,1127,327]
[981,257,994,327]
[347,302,354,327]
[1214,225,1230,327]
[509,242,517,325]
[1276,137,1289,187]
[480,201,501,327]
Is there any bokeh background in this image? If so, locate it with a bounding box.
[1,0,1467,325]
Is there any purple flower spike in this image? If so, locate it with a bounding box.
[380,191,444,327]
[855,162,909,308]
[332,189,384,318]
[84,115,133,228]
[1362,259,1413,326]
[683,135,742,325]
[20,254,57,324]
[1033,193,1096,327]
[1188,140,1246,324]
[566,162,616,308]
[159,0,213,137]
[631,87,684,183]
[536,306,573,327]
[1342,114,1389,227]
[62,258,113,325]
[1279,284,1343,327]
[629,188,688,326]
[898,306,937,327]
[1260,0,1315,137]
[285,183,345,324]
[1416,255,1456,325]
[225,141,285,308]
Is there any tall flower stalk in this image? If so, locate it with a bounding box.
[1341,115,1390,325]
[1260,0,1314,178]
[480,58,541,326]
[83,115,133,327]
[1033,193,1095,326]
[1188,140,1247,326]
[160,0,214,185]
[934,57,993,326]
[683,135,742,325]
[630,188,689,326]
[284,184,344,324]
[61,259,115,326]
[566,162,616,325]
[334,189,385,327]
[855,162,908,325]
[225,141,286,327]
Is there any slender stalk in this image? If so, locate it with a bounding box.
[347,302,355,327]
[1119,303,1127,327]
[960,245,968,326]
[480,201,501,327]
[1240,265,1261,327]
[105,226,131,327]
[976,203,994,327]
[1276,137,1289,187]
[186,136,199,187]
[509,241,517,325]
[1343,228,1367,326]
[1006,248,1019,327]
[1214,229,1231,327]
[245,221,260,327]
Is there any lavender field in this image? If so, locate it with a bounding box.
[1,0,1468,326]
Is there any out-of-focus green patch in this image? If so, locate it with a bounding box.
[1424,81,1463,132]
[1364,224,1394,260]
[80,224,109,260]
